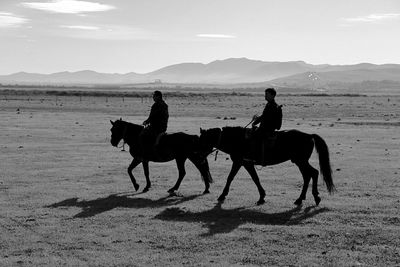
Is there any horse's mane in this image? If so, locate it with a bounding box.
[122,120,143,128]
[222,126,244,131]
[116,119,144,134]
[222,126,245,134]
[221,126,246,142]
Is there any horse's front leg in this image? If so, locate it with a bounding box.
[243,162,266,205]
[167,158,187,194]
[128,158,141,191]
[142,161,151,192]
[218,160,242,202]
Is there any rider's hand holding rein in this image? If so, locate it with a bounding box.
[252,114,260,127]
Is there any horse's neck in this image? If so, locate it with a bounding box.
[218,127,243,153]
[123,123,143,145]
[215,129,224,148]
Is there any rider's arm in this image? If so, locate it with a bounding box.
[252,114,262,126]
[143,104,156,125]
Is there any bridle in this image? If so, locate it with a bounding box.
[116,123,128,150]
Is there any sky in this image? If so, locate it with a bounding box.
[0,0,399,74]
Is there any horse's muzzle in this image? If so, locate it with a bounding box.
[110,140,119,147]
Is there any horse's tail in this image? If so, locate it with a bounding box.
[190,154,213,184]
[312,134,335,194]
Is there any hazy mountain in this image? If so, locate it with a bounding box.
[0,70,148,85]
[148,58,316,83]
[1,58,400,87]
[271,68,400,89]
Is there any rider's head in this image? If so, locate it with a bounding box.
[265,88,276,102]
[153,90,163,102]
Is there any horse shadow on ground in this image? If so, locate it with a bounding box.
[154,203,330,237]
[46,192,202,219]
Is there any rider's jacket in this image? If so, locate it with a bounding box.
[257,100,281,133]
[146,100,169,133]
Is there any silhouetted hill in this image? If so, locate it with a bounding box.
[148,58,316,83]
[1,58,400,91]
[0,70,147,84]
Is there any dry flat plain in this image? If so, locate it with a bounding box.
[1,90,399,266]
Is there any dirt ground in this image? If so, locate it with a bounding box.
[1,92,399,266]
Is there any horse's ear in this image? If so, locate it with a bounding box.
[110,120,114,125]
[200,128,204,134]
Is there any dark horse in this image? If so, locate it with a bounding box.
[200,127,335,205]
[110,119,212,194]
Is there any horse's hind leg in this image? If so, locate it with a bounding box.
[218,161,242,202]
[309,163,320,205]
[167,158,187,194]
[142,161,151,192]
[294,161,320,206]
[188,156,211,194]
[294,161,311,205]
[128,158,141,191]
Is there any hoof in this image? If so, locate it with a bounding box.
[203,189,210,195]
[133,183,139,191]
[217,195,225,202]
[142,187,150,193]
[294,199,303,206]
[314,196,321,206]
[167,188,176,193]
[257,199,265,205]
[168,191,178,197]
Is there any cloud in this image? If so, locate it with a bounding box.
[341,13,400,23]
[21,0,115,14]
[60,25,158,40]
[0,12,29,27]
[61,25,99,30]
[196,34,236,39]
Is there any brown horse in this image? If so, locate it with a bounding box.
[199,127,335,205]
[110,119,212,194]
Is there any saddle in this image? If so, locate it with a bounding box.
[154,132,167,148]
[139,130,169,159]
[245,128,279,149]
[244,129,279,165]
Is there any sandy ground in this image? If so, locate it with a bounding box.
[0,92,399,266]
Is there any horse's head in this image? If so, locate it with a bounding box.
[199,127,222,155]
[110,118,126,147]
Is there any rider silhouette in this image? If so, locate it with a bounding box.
[248,88,282,164]
[252,88,281,135]
[141,90,169,151]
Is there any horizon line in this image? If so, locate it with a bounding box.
[1,58,399,75]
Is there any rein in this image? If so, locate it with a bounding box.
[244,115,258,128]
[117,141,126,151]
[216,129,223,149]
[200,129,223,161]
[212,129,223,161]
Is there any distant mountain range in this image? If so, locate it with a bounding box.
[1,58,400,91]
